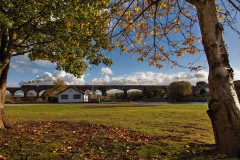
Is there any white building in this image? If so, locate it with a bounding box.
[57,87,88,103]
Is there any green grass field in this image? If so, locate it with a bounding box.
[0,103,226,159]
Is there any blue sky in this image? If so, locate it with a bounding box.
[7,27,240,87]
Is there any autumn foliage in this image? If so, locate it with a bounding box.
[108,0,237,70]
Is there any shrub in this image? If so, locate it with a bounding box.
[168,81,193,102]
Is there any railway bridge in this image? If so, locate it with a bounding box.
[6,81,240,100]
[6,85,169,98]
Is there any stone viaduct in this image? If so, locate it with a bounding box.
[6,81,240,100]
[6,85,169,99]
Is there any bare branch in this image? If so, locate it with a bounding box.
[227,0,240,12]
[107,0,136,35]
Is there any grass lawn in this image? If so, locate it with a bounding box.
[0,103,226,159]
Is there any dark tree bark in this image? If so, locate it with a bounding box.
[194,0,240,157]
[0,63,13,129]
[0,29,13,129]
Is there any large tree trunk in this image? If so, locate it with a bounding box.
[0,27,14,129]
[0,62,13,129]
[196,0,240,157]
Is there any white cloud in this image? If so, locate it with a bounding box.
[7,82,19,87]
[234,68,240,80]
[91,69,239,85]
[101,67,113,75]
[10,54,55,74]
[92,75,110,84]
[20,71,85,86]
[34,60,55,67]
[55,71,85,85]
[91,70,208,85]
[8,68,240,87]
[11,63,39,74]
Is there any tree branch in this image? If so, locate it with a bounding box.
[106,0,136,35]
[110,1,159,38]
[185,0,199,6]
[227,0,240,12]
[16,40,54,48]
[177,0,197,22]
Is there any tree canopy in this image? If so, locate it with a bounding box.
[168,81,192,101]
[42,79,68,100]
[0,0,112,76]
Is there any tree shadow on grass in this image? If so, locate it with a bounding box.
[177,143,227,160]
